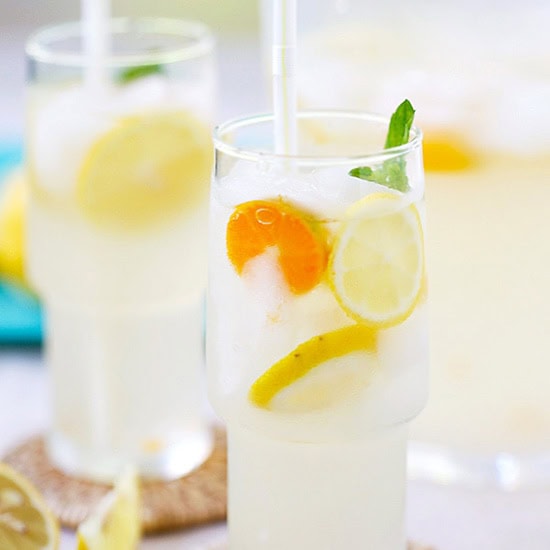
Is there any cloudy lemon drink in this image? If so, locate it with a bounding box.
[208,103,428,548]
[25,18,215,481]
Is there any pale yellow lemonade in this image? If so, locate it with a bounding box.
[208,112,428,548]
[415,153,550,457]
[26,37,216,480]
[292,17,550,481]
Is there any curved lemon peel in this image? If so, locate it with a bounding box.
[249,324,377,409]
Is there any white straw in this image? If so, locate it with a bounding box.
[82,0,110,91]
[272,0,298,155]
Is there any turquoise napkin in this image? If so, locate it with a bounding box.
[0,142,23,180]
[0,142,43,345]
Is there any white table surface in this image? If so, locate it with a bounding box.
[1,22,550,550]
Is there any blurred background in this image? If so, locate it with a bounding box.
[0,0,260,140]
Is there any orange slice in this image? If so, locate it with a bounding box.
[226,199,328,294]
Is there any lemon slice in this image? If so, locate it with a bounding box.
[249,324,377,411]
[329,192,424,328]
[77,111,212,230]
[0,170,28,287]
[0,462,59,550]
[423,133,475,172]
[76,467,141,550]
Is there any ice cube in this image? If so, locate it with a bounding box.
[31,86,112,194]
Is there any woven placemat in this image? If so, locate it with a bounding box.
[3,428,227,534]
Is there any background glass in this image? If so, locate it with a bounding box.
[26,18,216,481]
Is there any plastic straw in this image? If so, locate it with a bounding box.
[272,0,298,155]
[82,0,110,90]
[81,1,110,449]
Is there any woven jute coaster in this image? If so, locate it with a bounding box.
[3,428,227,534]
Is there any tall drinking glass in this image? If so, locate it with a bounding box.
[262,0,550,488]
[25,18,216,481]
[208,111,427,548]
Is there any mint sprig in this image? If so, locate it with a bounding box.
[349,99,415,192]
[117,64,164,84]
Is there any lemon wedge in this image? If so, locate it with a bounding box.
[76,467,141,550]
[0,169,28,287]
[0,462,59,550]
[329,192,424,328]
[77,111,212,230]
[249,324,377,411]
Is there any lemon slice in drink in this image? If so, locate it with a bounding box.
[329,192,424,329]
[77,111,212,230]
[76,467,141,550]
[249,324,377,412]
[0,462,59,550]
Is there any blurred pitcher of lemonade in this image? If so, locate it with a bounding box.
[260,0,550,487]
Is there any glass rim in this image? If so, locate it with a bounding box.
[213,111,423,167]
[25,17,215,67]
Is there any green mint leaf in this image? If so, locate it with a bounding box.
[348,166,374,179]
[378,157,409,192]
[385,99,415,149]
[117,64,164,84]
[349,99,415,193]
[352,159,408,192]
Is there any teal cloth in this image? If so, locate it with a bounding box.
[0,143,23,180]
[0,142,43,345]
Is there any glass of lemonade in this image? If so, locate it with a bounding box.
[207,110,427,548]
[25,18,216,481]
[266,0,550,488]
